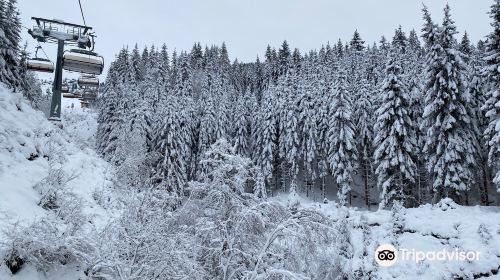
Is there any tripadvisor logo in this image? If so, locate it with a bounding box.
[375,244,397,267]
[375,244,481,267]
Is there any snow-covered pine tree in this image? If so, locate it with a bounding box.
[130,44,143,84]
[482,0,500,193]
[327,66,357,206]
[116,96,153,188]
[278,40,291,76]
[0,0,22,90]
[405,33,427,205]
[392,25,408,53]
[96,85,124,162]
[159,43,170,92]
[350,30,365,52]
[408,29,422,56]
[254,88,277,189]
[421,5,438,50]
[373,49,417,208]
[298,66,318,196]
[278,70,300,188]
[315,61,332,202]
[198,93,219,157]
[354,77,374,209]
[232,93,250,157]
[421,5,477,202]
[253,171,267,199]
[467,57,491,205]
[459,31,474,64]
[114,47,134,85]
[152,96,190,195]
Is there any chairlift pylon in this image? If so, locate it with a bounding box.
[26,46,54,73]
[63,49,104,75]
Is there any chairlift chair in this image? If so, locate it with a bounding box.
[77,75,99,88]
[80,100,90,108]
[82,91,97,101]
[26,46,54,73]
[61,85,70,93]
[63,91,82,98]
[63,49,104,75]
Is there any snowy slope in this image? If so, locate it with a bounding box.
[0,86,115,279]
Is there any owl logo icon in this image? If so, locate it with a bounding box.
[375,244,397,267]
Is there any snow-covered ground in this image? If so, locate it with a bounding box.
[0,86,115,279]
[0,86,499,279]
[290,197,500,279]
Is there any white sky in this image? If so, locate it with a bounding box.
[19,0,493,79]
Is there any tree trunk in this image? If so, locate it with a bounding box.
[363,159,370,210]
[322,176,326,202]
[481,166,490,206]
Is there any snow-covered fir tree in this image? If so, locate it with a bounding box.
[482,0,500,193]
[0,0,22,90]
[327,66,357,206]
[421,5,477,201]
[373,50,417,208]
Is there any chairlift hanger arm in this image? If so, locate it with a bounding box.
[31,17,92,34]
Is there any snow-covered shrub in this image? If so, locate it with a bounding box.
[391,201,406,240]
[434,197,459,211]
[33,140,79,222]
[2,217,96,273]
[86,189,203,280]
[287,179,300,212]
[191,140,334,279]
[87,139,334,280]
[352,215,375,279]
[478,223,492,245]
[332,209,354,279]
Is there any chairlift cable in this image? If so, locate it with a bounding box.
[78,0,87,27]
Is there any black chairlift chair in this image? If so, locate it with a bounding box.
[77,75,99,88]
[26,46,54,73]
[63,49,104,75]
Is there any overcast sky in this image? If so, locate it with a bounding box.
[19,0,493,79]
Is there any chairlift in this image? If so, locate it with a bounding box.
[82,91,97,101]
[63,49,104,75]
[63,91,81,98]
[61,85,70,93]
[26,46,54,73]
[80,100,90,108]
[77,75,99,88]
[63,92,76,98]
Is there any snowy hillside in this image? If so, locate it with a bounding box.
[0,85,116,279]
